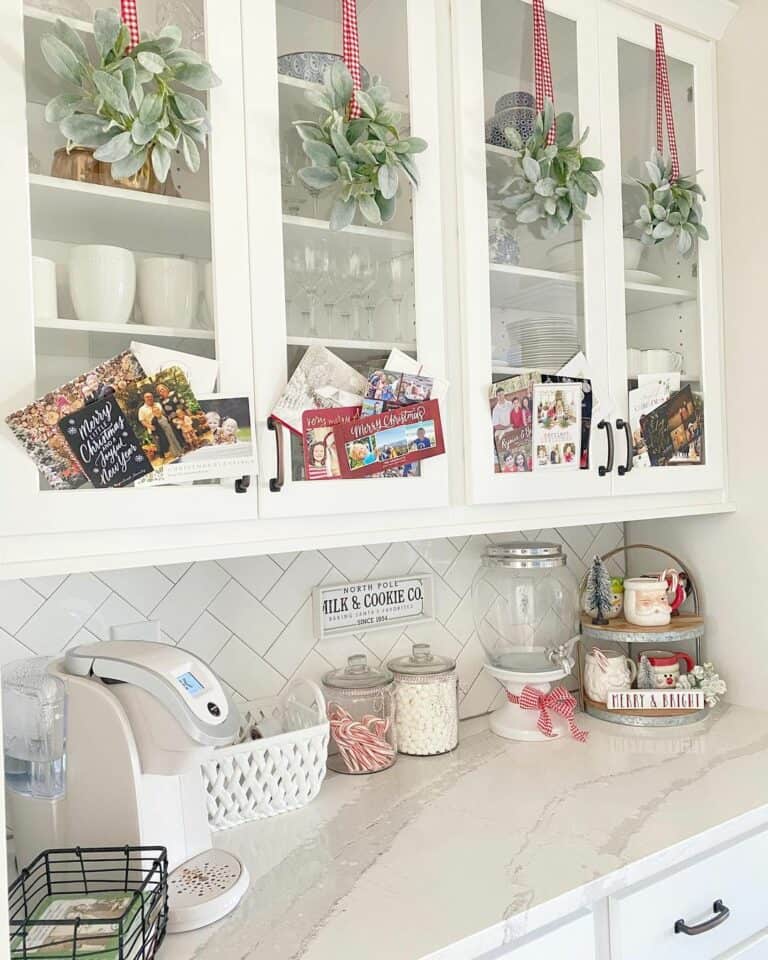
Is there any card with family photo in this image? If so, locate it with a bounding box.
[532,383,581,470]
[333,399,444,479]
[366,369,434,410]
[117,366,213,471]
[4,350,145,490]
[302,406,361,480]
[134,395,256,486]
[641,385,704,466]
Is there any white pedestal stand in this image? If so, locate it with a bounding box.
[483,662,570,741]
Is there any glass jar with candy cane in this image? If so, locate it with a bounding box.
[322,655,397,775]
[387,644,459,756]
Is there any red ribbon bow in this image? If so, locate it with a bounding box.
[507,685,589,742]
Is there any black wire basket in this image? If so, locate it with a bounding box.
[8,846,168,960]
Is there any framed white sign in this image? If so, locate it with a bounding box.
[313,575,435,640]
[607,690,705,711]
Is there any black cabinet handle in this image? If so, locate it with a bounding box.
[675,900,730,936]
[267,416,284,493]
[616,418,633,475]
[597,420,614,476]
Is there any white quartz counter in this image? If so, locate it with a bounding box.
[162,704,768,960]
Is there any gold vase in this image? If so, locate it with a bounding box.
[50,146,171,196]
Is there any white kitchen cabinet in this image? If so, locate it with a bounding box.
[0,0,259,546]
[242,0,450,519]
[452,0,727,508]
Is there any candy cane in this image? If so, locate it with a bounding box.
[328,704,395,773]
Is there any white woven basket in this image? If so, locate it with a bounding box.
[201,679,329,830]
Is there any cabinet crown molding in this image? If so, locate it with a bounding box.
[608,0,737,40]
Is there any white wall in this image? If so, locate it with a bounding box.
[627,0,764,708]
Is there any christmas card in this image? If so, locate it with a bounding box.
[542,374,593,469]
[333,399,444,479]
[5,351,145,490]
[117,366,213,471]
[533,382,581,469]
[641,385,704,465]
[272,345,368,435]
[58,396,152,488]
[303,406,361,480]
[629,373,681,466]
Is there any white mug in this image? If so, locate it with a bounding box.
[31,256,58,321]
[138,257,199,329]
[69,245,135,326]
[626,348,641,377]
[623,577,672,627]
[640,349,683,374]
[584,648,637,703]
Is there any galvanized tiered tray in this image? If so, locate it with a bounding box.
[579,545,708,728]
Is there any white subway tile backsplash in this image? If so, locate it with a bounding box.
[179,612,231,664]
[216,555,283,601]
[208,580,283,655]
[96,567,173,616]
[212,636,284,701]
[150,561,228,641]
[0,580,44,634]
[0,527,621,719]
[262,551,330,624]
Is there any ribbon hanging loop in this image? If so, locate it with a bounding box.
[532,0,556,145]
[120,0,140,49]
[654,24,680,181]
[341,0,363,119]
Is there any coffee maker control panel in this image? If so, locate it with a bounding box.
[65,640,240,746]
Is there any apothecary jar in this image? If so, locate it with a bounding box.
[388,643,459,756]
[322,655,396,775]
[471,543,579,671]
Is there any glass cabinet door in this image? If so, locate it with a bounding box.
[454,0,611,506]
[599,4,724,496]
[1,0,258,540]
[245,0,449,518]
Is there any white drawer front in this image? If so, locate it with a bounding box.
[493,910,595,958]
[610,829,768,960]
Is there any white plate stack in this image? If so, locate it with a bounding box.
[505,316,579,368]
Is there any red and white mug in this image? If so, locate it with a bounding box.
[642,649,695,689]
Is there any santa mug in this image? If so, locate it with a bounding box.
[623,577,672,626]
[643,649,695,688]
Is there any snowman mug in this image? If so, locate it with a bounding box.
[643,649,695,689]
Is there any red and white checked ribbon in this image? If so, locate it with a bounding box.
[532,0,556,145]
[120,0,140,49]
[341,0,363,119]
[507,685,589,742]
[655,24,679,182]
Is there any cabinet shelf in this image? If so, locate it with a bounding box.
[283,214,413,260]
[28,175,211,258]
[287,335,416,364]
[489,263,696,316]
[35,317,215,342]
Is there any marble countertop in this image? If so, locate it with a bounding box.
[162,704,768,960]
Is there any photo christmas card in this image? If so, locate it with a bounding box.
[333,399,445,479]
[5,350,145,490]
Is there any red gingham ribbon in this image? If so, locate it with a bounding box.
[120,0,140,49]
[655,24,679,181]
[532,0,556,145]
[341,0,363,119]
[507,685,589,742]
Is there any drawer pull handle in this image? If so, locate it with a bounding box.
[674,900,730,936]
[267,416,284,493]
[597,420,614,476]
[616,418,633,475]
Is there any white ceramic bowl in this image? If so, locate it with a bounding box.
[138,257,199,329]
[69,245,135,326]
[546,237,645,272]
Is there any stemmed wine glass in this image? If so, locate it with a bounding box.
[387,253,413,343]
[299,242,328,337]
[281,149,307,219]
[348,251,377,339]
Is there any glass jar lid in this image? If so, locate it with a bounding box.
[387,643,456,676]
[323,654,393,689]
[482,542,566,569]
